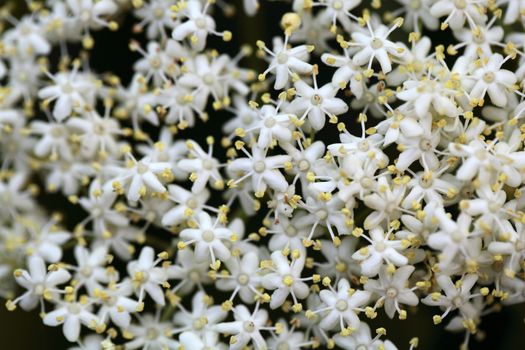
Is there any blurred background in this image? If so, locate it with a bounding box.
[0,0,524,349]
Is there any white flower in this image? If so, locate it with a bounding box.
[161,184,209,226]
[38,66,91,121]
[24,218,71,263]
[43,300,99,342]
[172,290,227,333]
[126,246,170,306]
[257,36,314,90]
[66,110,122,157]
[262,250,310,309]
[422,274,481,322]
[0,173,35,220]
[169,249,212,295]
[288,76,348,130]
[316,0,361,30]
[67,0,118,31]
[179,211,233,265]
[72,245,111,293]
[321,50,365,98]
[178,139,223,192]
[316,278,371,331]
[250,104,294,149]
[396,76,459,119]
[364,265,419,318]
[466,54,517,107]
[350,20,404,74]
[430,0,486,30]
[131,41,178,85]
[107,155,170,203]
[179,331,227,350]
[352,227,408,277]
[125,313,179,349]
[3,17,51,56]
[228,144,291,194]
[334,322,398,350]
[395,0,438,31]
[9,256,71,311]
[362,177,405,229]
[78,181,129,236]
[30,120,72,160]
[395,118,440,171]
[134,0,179,39]
[172,0,224,52]
[216,251,263,304]
[95,284,139,328]
[214,304,270,350]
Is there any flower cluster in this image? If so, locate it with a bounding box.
[1,0,525,349]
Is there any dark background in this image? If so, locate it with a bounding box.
[0,0,524,348]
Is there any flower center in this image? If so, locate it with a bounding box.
[452,295,463,308]
[277,343,290,350]
[254,161,266,173]
[473,31,485,43]
[80,266,93,277]
[298,159,310,171]
[243,321,255,332]
[237,273,250,285]
[332,1,343,10]
[371,38,383,49]
[358,140,370,151]
[189,270,201,282]
[195,17,207,29]
[316,209,328,220]
[242,114,253,124]
[34,283,45,296]
[202,230,215,242]
[203,158,215,170]
[150,56,161,69]
[61,83,73,94]
[419,174,433,188]
[264,117,276,128]
[285,225,298,237]
[419,139,432,151]
[187,198,198,209]
[364,92,375,103]
[282,274,294,287]
[81,11,91,22]
[192,318,205,330]
[360,177,373,189]
[488,202,500,213]
[154,8,164,19]
[277,52,289,64]
[451,230,464,243]
[67,303,81,315]
[375,242,387,252]
[410,0,421,10]
[356,345,369,350]
[137,163,149,174]
[20,25,31,35]
[336,262,348,272]
[335,299,348,311]
[310,94,323,106]
[483,72,495,83]
[51,126,63,138]
[146,327,159,340]
[203,73,215,85]
[475,149,487,160]
[454,0,467,9]
[94,122,106,135]
[386,287,398,298]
